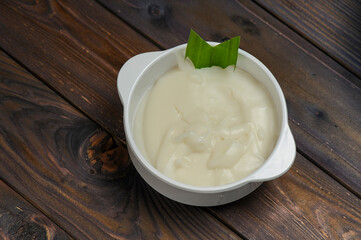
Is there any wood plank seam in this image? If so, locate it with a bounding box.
[251,0,361,85]
[295,145,361,199]
[245,0,361,89]
[0,45,130,147]
[96,0,166,51]
[205,208,248,240]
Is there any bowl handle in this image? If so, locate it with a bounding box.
[251,125,296,181]
[117,51,163,106]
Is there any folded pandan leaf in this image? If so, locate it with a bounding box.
[185,29,240,69]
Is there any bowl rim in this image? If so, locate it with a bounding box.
[122,42,288,193]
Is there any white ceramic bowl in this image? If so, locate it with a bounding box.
[117,43,296,206]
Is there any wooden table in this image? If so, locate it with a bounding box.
[0,0,360,239]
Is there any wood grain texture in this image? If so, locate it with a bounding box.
[0,180,71,240]
[254,0,361,79]
[1,0,359,195]
[0,0,158,141]
[1,47,360,239]
[0,0,360,239]
[97,0,361,196]
[210,153,361,239]
[0,51,241,239]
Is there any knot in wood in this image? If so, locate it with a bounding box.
[147,3,165,18]
[85,130,130,179]
[231,15,260,35]
[1,211,49,239]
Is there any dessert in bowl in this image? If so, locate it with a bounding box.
[117,42,296,206]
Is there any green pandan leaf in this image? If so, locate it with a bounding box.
[185,29,240,69]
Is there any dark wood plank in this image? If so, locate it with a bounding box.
[0,0,158,141]
[0,50,241,239]
[97,0,361,196]
[0,3,360,239]
[1,0,359,195]
[0,180,71,239]
[210,153,361,239]
[254,0,361,79]
[1,49,360,240]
